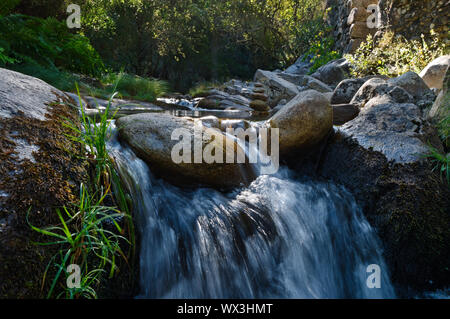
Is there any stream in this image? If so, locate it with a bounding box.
[108,118,396,298]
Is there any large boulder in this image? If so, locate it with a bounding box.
[420,55,450,90]
[0,68,89,297]
[196,89,252,111]
[331,78,367,105]
[388,71,435,107]
[117,113,255,189]
[332,103,360,125]
[254,70,299,107]
[268,90,333,154]
[331,76,388,105]
[350,77,414,107]
[317,99,450,291]
[428,67,450,147]
[311,58,351,88]
[276,73,333,93]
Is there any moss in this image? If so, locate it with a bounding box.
[0,95,89,298]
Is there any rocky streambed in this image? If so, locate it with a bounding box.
[0,54,449,297]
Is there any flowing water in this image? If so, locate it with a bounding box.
[108,123,396,299]
[107,134,394,298]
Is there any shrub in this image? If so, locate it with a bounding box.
[0,0,21,15]
[188,81,224,98]
[10,63,78,91]
[345,31,448,78]
[301,27,341,73]
[102,73,169,102]
[0,14,105,78]
[0,47,16,64]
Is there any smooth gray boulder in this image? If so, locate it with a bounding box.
[0,68,67,120]
[332,103,360,125]
[268,90,333,153]
[331,76,390,105]
[338,102,436,163]
[388,71,434,105]
[420,55,450,90]
[350,78,414,107]
[428,66,450,147]
[277,73,333,93]
[331,78,367,104]
[117,113,254,188]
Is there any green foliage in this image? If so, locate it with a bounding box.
[0,14,105,77]
[76,72,170,102]
[302,27,341,73]
[345,31,448,78]
[64,84,120,187]
[426,102,450,186]
[30,86,135,299]
[81,0,326,91]
[28,185,129,299]
[10,63,78,91]
[109,73,169,102]
[0,0,21,15]
[0,47,16,64]
[188,81,224,98]
[425,146,450,185]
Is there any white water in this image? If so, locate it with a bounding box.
[108,132,396,298]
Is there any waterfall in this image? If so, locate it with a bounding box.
[108,124,396,299]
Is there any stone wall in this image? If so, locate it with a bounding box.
[379,0,449,43]
[326,0,379,53]
[326,0,449,53]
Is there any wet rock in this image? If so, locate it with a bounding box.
[268,90,333,154]
[419,55,450,90]
[117,113,255,189]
